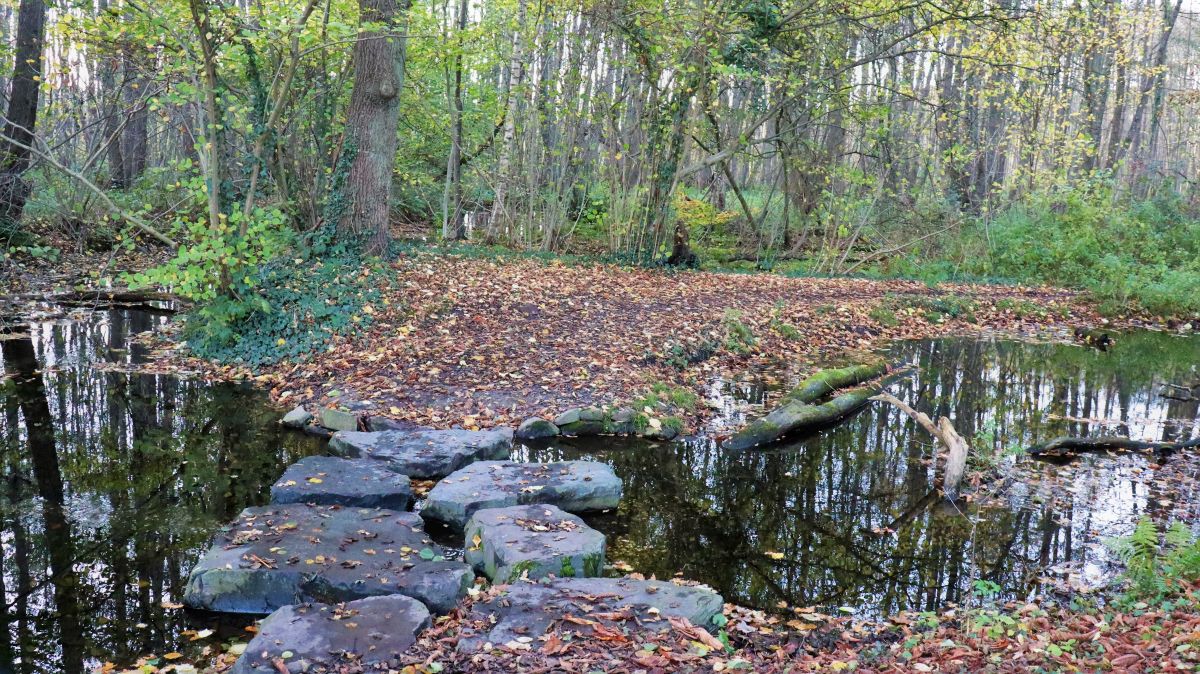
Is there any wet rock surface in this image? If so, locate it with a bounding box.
[280,406,312,429]
[464,504,605,582]
[230,595,431,674]
[515,417,560,440]
[269,455,412,510]
[183,504,471,614]
[456,577,725,652]
[420,460,623,529]
[318,408,359,432]
[328,427,513,479]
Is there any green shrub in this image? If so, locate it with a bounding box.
[974,185,1200,316]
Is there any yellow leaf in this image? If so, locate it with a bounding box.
[765,551,785,560]
[164,652,183,660]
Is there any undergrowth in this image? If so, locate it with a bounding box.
[1107,517,1200,603]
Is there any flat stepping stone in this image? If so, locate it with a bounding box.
[464,505,605,582]
[329,428,513,479]
[280,406,312,429]
[183,504,471,614]
[421,460,622,530]
[230,595,430,674]
[270,456,412,510]
[455,577,724,652]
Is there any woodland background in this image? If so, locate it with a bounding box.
[1,0,1199,358]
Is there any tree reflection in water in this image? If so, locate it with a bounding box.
[0,310,323,674]
[2,311,1199,672]
[520,333,1200,616]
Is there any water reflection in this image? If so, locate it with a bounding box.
[519,332,1200,616]
[0,310,323,674]
[3,308,1199,671]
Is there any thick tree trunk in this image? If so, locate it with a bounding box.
[120,54,149,185]
[0,0,48,224]
[337,0,409,255]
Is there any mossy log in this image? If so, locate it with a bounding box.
[1028,435,1200,456]
[779,361,889,406]
[723,382,891,452]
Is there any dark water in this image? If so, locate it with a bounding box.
[1,310,1198,672]
[521,332,1200,615]
[0,310,324,674]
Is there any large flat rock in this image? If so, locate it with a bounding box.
[183,504,471,614]
[456,577,724,652]
[421,460,623,530]
[464,505,605,583]
[230,595,431,674]
[270,456,412,510]
[328,428,513,479]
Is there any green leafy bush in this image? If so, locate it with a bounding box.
[971,186,1200,316]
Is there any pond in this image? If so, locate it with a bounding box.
[1,309,1198,672]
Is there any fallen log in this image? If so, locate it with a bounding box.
[872,392,970,500]
[778,360,889,406]
[1028,435,1200,456]
[721,362,892,451]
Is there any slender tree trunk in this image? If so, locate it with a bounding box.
[336,0,409,254]
[188,0,225,247]
[486,0,526,243]
[1119,0,1181,179]
[441,0,467,241]
[0,0,48,224]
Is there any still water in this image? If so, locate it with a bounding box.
[1,309,1198,672]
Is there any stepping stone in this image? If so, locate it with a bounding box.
[515,417,559,440]
[421,460,622,530]
[455,577,724,652]
[183,504,471,615]
[329,428,513,479]
[280,406,312,429]
[464,505,605,582]
[270,456,412,510]
[230,595,430,674]
[319,407,359,432]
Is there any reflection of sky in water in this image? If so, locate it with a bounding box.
[523,332,1200,616]
[2,310,1200,672]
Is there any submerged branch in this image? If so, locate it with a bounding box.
[1027,435,1200,456]
[871,392,969,500]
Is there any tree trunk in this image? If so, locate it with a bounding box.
[486,0,527,243]
[441,0,467,241]
[0,0,48,224]
[120,50,149,185]
[337,0,409,254]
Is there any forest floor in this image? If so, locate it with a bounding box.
[398,590,1200,673]
[193,249,1121,433]
[176,584,1200,673]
